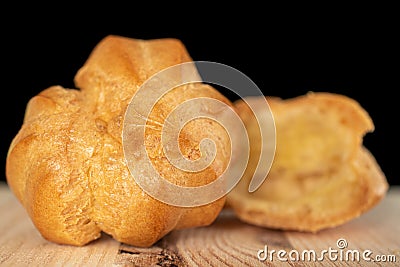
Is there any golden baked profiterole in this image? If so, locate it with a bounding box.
[227,93,388,232]
[6,36,232,247]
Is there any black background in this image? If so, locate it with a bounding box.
[1,9,397,185]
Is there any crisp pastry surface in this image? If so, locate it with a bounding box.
[6,36,231,247]
[227,93,388,232]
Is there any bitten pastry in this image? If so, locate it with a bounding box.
[6,36,232,246]
[227,93,388,232]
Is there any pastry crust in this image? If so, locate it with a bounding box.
[227,93,388,232]
[6,36,231,246]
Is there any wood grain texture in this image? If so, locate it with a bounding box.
[0,183,399,266]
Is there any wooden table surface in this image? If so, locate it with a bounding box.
[0,183,399,266]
